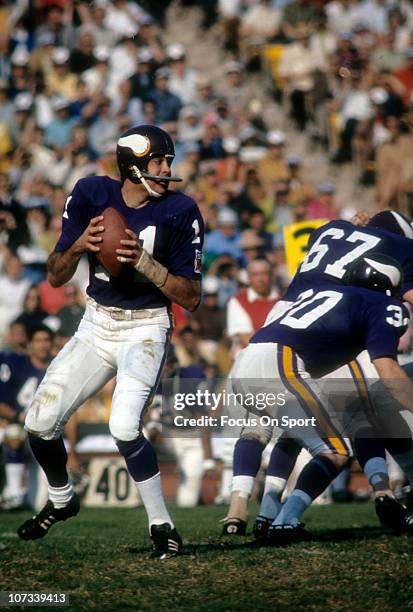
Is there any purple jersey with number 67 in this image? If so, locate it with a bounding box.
[54,176,204,310]
[290,219,413,297]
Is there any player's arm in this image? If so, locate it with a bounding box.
[47,216,104,287]
[157,275,201,313]
[403,288,413,307]
[372,356,413,413]
[116,227,200,310]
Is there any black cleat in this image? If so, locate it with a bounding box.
[375,495,410,532]
[17,494,80,541]
[221,517,247,536]
[252,516,273,542]
[150,523,182,559]
[266,522,314,545]
[402,510,413,534]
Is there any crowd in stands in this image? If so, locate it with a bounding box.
[1,0,413,506]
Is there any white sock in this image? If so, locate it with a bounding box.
[259,476,286,520]
[136,472,174,531]
[48,481,74,509]
[273,489,312,526]
[232,475,254,497]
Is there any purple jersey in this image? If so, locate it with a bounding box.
[292,220,413,297]
[251,285,409,377]
[54,176,204,310]
[0,353,46,417]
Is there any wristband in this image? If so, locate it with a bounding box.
[134,249,168,288]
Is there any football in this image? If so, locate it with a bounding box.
[96,207,129,277]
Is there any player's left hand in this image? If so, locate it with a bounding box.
[351,210,370,226]
[116,229,143,265]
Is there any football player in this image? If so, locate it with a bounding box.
[227,253,413,543]
[224,211,413,536]
[18,125,204,559]
[0,325,53,509]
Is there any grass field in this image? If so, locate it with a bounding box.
[1,502,413,611]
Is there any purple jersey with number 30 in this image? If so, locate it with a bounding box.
[54,176,204,310]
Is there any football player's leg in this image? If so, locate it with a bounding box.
[270,347,351,537]
[19,338,114,539]
[374,361,413,488]
[345,355,394,497]
[110,340,176,533]
[272,445,350,530]
[257,435,302,526]
[224,343,278,532]
[347,355,413,528]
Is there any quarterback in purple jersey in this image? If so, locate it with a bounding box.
[18,125,204,558]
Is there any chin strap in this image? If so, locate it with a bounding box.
[130,165,162,198]
[130,165,183,199]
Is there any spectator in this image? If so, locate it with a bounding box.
[88,97,118,158]
[8,47,31,99]
[34,5,73,48]
[56,283,85,338]
[4,321,27,354]
[204,207,243,264]
[82,46,110,97]
[112,78,143,125]
[375,115,413,209]
[0,80,14,126]
[226,257,278,355]
[248,209,274,252]
[0,254,30,342]
[258,130,289,196]
[391,48,413,107]
[76,2,119,49]
[128,47,155,101]
[278,24,319,131]
[0,172,30,250]
[178,106,203,144]
[46,47,78,101]
[238,230,267,266]
[103,0,143,39]
[286,154,315,205]
[44,98,78,150]
[15,286,48,334]
[282,0,318,39]
[174,325,204,368]
[326,0,361,36]
[148,67,182,124]
[332,71,373,163]
[198,116,224,161]
[167,43,199,105]
[70,32,96,75]
[190,275,226,365]
[306,183,340,220]
[239,0,281,50]
[220,61,252,110]
[194,75,216,116]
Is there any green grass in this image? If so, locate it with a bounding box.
[1,503,412,611]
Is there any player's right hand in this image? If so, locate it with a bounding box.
[76,216,104,254]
